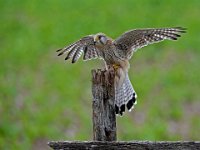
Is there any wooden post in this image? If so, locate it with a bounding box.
[91,69,116,141]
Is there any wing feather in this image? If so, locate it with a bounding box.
[57,35,101,63]
[65,44,79,60]
[72,47,84,63]
[114,27,186,59]
[57,42,76,56]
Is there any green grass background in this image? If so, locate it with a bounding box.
[0,0,200,149]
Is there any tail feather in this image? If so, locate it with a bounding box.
[115,73,137,116]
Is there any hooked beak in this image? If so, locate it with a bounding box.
[94,35,99,44]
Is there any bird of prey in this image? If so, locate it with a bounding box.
[57,27,186,116]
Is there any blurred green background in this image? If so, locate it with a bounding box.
[0,0,200,149]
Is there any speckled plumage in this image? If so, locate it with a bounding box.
[57,27,186,116]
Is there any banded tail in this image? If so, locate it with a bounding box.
[115,73,137,116]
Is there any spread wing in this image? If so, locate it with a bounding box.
[114,27,186,58]
[57,35,101,63]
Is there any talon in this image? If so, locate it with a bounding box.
[113,64,120,70]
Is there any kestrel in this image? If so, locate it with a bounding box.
[57,27,186,116]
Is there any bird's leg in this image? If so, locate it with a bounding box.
[113,64,126,89]
[104,64,126,88]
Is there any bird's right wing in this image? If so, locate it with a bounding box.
[57,35,102,63]
[114,27,186,59]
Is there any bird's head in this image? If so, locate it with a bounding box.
[94,33,108,46]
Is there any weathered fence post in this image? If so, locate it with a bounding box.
[91,69,116,141]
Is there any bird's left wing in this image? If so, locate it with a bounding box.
[57,35,101,63]
[114,27,186,59]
